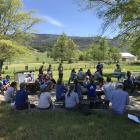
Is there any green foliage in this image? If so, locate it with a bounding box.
[108,46,121,63]
[0,0,41,39]
[0,40,25,61]
[79,0,140,57]
[52,33,79,62]
[89,37,109,61]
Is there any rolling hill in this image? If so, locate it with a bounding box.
[27,34,122,52]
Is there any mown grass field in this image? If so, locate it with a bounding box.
[2,61,140,82]
[0,103,140,140]
[0,62,140,140]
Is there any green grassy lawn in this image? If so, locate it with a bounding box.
[1,62,140,140]
[2,62,140,82]
[0,103,140,140]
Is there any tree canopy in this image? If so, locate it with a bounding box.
[78,0,140,57]
[52,33,79,62]
[0,0,40,74]
[0,40,26,74]
[0,0,40,39]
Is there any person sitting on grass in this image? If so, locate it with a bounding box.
[15,83,29,110]
[111,83,129,115]
[87,78,96,100]
[65,84,79,109]
[38,86,53,110]
[4,81,17,103]
[55,78,67,101]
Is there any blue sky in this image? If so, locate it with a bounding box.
[23,0,118,38]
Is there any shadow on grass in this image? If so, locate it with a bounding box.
[0,101,140,140]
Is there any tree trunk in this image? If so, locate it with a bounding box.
[0,60,4,76]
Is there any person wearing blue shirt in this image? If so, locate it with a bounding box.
[3,75,10,86]
[87,78,96,99]
[15,83,29,110]
[55,79,67,101]
[74,79,82,98]
[69,68,76,83]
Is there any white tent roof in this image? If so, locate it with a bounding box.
[121,52,136,58]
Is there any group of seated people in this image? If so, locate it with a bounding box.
[1,67,131,115]
[69,67,102,84]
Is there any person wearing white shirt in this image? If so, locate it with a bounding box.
[38,86,52,109]
[104,77,116,101]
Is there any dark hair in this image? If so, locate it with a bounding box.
[106,76,111,82]
[72,68,75,72]
[90,78,94,84]
[10,81,17,87]
[67,84,75,96]
[20,83,26,90]
[57,78,63,85]
[43,85,52,92]
[6,75,10,79]
[127,71,131,77]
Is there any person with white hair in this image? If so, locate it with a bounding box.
[111,83,129,114]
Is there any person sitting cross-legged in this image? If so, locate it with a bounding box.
[65,84,79,109]
[15,83,29,110]
[38,86,53,110]
[111,83,129,115]
[4,81,17,103]
[55,78,67,101]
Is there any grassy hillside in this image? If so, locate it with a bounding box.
[27,34,122,52]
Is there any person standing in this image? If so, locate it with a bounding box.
[39,65,44,75]
[58,63,63,79]
[47,64,53,77]
[96,62,103,75]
